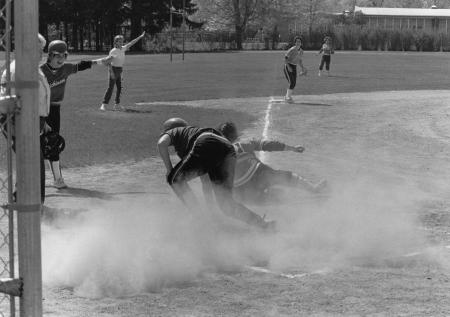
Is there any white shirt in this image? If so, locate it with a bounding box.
[109,46,129,67]
[1,61,51,117]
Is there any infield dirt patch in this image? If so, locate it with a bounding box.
[39,90,450,316]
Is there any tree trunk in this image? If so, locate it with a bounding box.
[235,25,243,50]
[95,21,101,51]
[72,22,79,51]
[64,21,69,43]
[130,0,143,51]
[232,0,243,50]
[79,24,84,51]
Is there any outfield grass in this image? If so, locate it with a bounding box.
[52,51,450,166]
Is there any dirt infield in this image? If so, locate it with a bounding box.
[38,90,450,316]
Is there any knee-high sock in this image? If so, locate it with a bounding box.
[50,161,62,180]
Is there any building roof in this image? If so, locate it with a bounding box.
[354,6,450,17]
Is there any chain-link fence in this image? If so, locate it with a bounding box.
[0,0,17,315]
[0,113,15,317]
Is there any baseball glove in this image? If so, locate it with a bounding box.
[41,131,65,160]
[299,67,308,76]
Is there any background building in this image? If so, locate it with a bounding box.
[354,5,450,34]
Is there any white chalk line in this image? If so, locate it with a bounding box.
[259,97,281,162]
[246,265,330,279]
[400,244,450,258]
[262,98,275,140]
[246,245,450,279]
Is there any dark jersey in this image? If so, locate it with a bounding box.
[40,63,78,103]
[40,61,92,103]
[164,126,223,159]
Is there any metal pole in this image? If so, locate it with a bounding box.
[170,0,173,62]
[5,0,16,315]
[14,0,43,315]
[182,0,185,61]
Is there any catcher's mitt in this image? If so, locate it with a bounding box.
[41,131,65,160]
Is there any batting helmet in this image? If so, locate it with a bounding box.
[217,121,238,142]
[163,117,188,131]
[41,131,65,160]
[48,40,68,55]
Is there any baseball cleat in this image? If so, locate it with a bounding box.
[284,97,294,103]
[53,177,68,189]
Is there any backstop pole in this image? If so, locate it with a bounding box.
[14,0,43,315]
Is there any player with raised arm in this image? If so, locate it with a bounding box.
[218,122,326,204]
[157,118,276,231]
[284,36,307,103]
[41,40,102,189]
[99,31,146,111]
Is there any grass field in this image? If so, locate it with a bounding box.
[2,51,450,316]
[58,50,450,166]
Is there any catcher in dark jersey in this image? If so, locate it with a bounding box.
[157,118,276,230]
[41,40,103,189]
[218,122,326,204]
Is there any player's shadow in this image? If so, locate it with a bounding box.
[46,187,114,200]
[46,186,149,199]
[294,102,334,107]
[122,108,153,114]
[326,74,359,79]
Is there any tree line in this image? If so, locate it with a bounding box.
[38,0,201,51]
[34,0,450,52]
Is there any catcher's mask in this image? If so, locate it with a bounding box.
[41,131,65,160]
[163,117,188,132]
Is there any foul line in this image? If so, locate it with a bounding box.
[262,99,274,140]
[246,265,330,279]
[259,97,281,161]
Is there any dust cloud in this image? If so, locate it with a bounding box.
[41,168,427,298]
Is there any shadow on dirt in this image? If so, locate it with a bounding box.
[46,187,147,200]
[293,102,334,107]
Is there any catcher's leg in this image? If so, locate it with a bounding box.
[168,155,204,214]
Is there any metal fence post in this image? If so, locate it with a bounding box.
[14,0,43,315]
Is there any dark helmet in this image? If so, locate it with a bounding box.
[163,117,188,131]
[217,121,238,142]
[40,131,65,160]
[48,40,68,55]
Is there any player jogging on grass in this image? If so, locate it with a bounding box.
[157,118,276,231]
[99,31,145,111]
[218,121,326,204]
[284,36,307,103]
[317,36,334,76]
[41,40,103,189]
